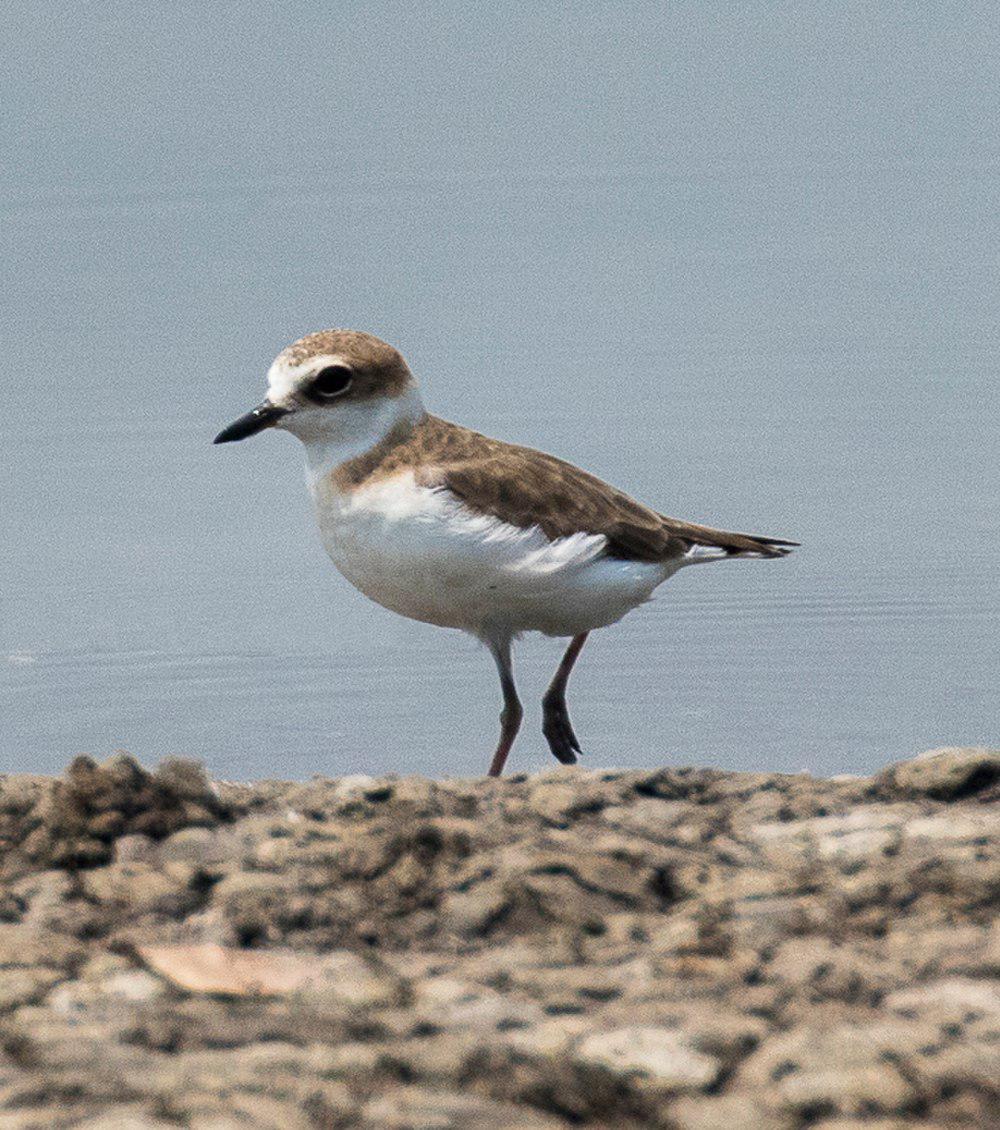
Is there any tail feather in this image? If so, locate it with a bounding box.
[662,517,798,559]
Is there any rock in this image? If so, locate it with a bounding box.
[505,1016,593,1057]
[909,1038,1000,1095]
[0,752,997,1126]
[528,778,609,824]
[297,949,407,1010]
[802,1122,940,1130]
[0,923,84,969]
[879,746,1000,799]
[601,797,688,838]
[113,834,160,865]
[361,1086,566,1129]
[136,943,307,996]
[48,964,165,1014]
[668,1094,791,1130]
[574,1026,720,1091]
[766,937,902,1004]
[440,881,512,936]
[527,781,583,823]
[0,965,63,1010]
[159,825,232,864]
[737,1023,918,1116]
[884,977,1000,1024]
[307,1040,382,1080]
[752,807,907,865]
[211,869,296,945]
[905,811,997,844]
[728,895,814,949]
[83,863,193,918]
[61,1108,177,1129]
[10,868,76,919]
[134,942,402,1007]
[410,977,543,1032]
[629,1001,768,1060]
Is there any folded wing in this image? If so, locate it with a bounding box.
[416,421,797,563]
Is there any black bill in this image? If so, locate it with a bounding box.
[213,401,290,444]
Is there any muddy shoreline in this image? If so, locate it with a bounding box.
[1,747,998,1128]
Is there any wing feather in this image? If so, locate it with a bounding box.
[405,419,796,562]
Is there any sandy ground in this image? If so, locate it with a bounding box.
[0,746,998,1129]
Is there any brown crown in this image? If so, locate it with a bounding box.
[280,329,414,399]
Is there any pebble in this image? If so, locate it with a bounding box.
[575,1026,721,1090]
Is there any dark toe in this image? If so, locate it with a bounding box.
[543,708,582,765]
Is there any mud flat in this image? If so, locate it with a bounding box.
[0,747,998,1128]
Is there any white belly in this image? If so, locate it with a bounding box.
[309,471,678,639]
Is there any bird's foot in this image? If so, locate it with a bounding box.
[542,702,582,765]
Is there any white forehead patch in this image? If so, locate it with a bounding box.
[266,353,351,405]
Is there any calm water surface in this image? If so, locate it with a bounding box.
[2,4,998,778]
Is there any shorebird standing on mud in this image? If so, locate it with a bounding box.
[215,330,796,776]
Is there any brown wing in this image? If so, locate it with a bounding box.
[431,450,683,562]
[407,418,796,563]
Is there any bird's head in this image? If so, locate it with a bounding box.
[214,329,421,446]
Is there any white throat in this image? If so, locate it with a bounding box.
[289,386,426,487]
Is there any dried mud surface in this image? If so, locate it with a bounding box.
[0,746,998,1129]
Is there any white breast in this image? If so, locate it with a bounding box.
[308,470,679,640]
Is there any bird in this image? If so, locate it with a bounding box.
[215,329,796,777]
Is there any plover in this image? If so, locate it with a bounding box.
[215,330,796,776]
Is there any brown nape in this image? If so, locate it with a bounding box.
[331,414,797,563]
[283,329,414,400]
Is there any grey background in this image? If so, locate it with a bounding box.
[2,2,998,779]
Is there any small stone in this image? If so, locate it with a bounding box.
[647,914,702,955]
[362,1086,565,1129]
[766,937,900,1003]
[134,942,401,1006]
[82,863,191,917]
[528,780,605,823]
[135,942,308,996]
[71,1109,177,1130]
[114,834,160,865]
[308,1040,382,1079]
[48,960,165,1014]
[602,797,688,836]
[159,826,219,863]
[0,923,84,969]
[574,1026,720,1091]
[186,1118,248,1130]
[885,977,1000,1024]
[910,1039,1000,1094]
[440,882,511,936]
[669,1094,790,1130]
[252,835,294,870]
[811,809,904,863]
[905,811,997,843]
[0,965,63,1010]
[298,949,406,1009]
[505,1016,593,1057]
[737,1024,917,1115]
[411,978,542,1032]
[104,969,166,1001]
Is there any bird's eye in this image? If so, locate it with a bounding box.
[311,365,353,398]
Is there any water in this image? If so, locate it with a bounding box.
[2,3,998,779]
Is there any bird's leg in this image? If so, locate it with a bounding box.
[542,632,589,765]
[486,637,523,778]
